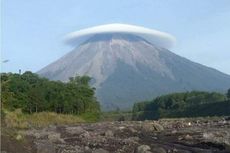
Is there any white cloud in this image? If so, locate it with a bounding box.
[65,23,176,49]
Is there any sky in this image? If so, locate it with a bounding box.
[1,0,230,75]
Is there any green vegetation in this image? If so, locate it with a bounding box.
[2,71,230,125]
[100,111,132,121]
[1,71,101,123]
[227,88,230,99]
[132,91,230,120]
[4,109,85,129]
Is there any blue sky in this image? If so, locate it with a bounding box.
[1,0,230,74]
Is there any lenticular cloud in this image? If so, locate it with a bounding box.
[65,23,176,49]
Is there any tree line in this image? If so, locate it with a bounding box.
[1,72,100,115]
[132,90,230,120]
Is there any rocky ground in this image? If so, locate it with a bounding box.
[2,117,230,153]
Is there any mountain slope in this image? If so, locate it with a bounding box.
[38,33,230,110]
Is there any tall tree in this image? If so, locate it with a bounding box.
[1,72,101,116]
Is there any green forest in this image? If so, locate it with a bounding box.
[1,72,100,116]
[1,71,230,123]
[132,91,230,120]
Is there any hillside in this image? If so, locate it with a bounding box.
[38,33,230,110]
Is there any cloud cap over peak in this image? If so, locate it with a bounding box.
[65,23,176,49]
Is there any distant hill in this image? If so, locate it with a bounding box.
[38,33,230,110]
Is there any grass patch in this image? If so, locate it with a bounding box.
[80,112,101,122]
[4,109,85,129]
[100,111,132,121]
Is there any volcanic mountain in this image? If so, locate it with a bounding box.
[38,30,230,110]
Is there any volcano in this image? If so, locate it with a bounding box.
[38,24,230,110]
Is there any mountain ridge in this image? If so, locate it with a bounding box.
[38,33,230,110]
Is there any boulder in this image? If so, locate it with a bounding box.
[92,148,109,153]
[136,145,151,153]
[65,126,85,135]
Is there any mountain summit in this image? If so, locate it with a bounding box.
[38,32,230,110]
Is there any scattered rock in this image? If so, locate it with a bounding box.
[3,117,230,153]
[48,132,63,143]
[178,136,183,141]
[203,131,230,146]
[171,130,177,134]
[25,128,55,139]
[84,146,90,150]
[152,147,166,153]
[184,134,193,140]
[118,126,125,130]
[16,134,23,141]
[123,136,140,144]
[65,126,85,135]
[152,122,164,131]
[129,127,137,133]
[104,130,113,137]
[172,148,178,152]
[142,122,164,132]
[36,141,55,153]
[80,131,90,138]
[136,145,151,153]
[92,148,109,153]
